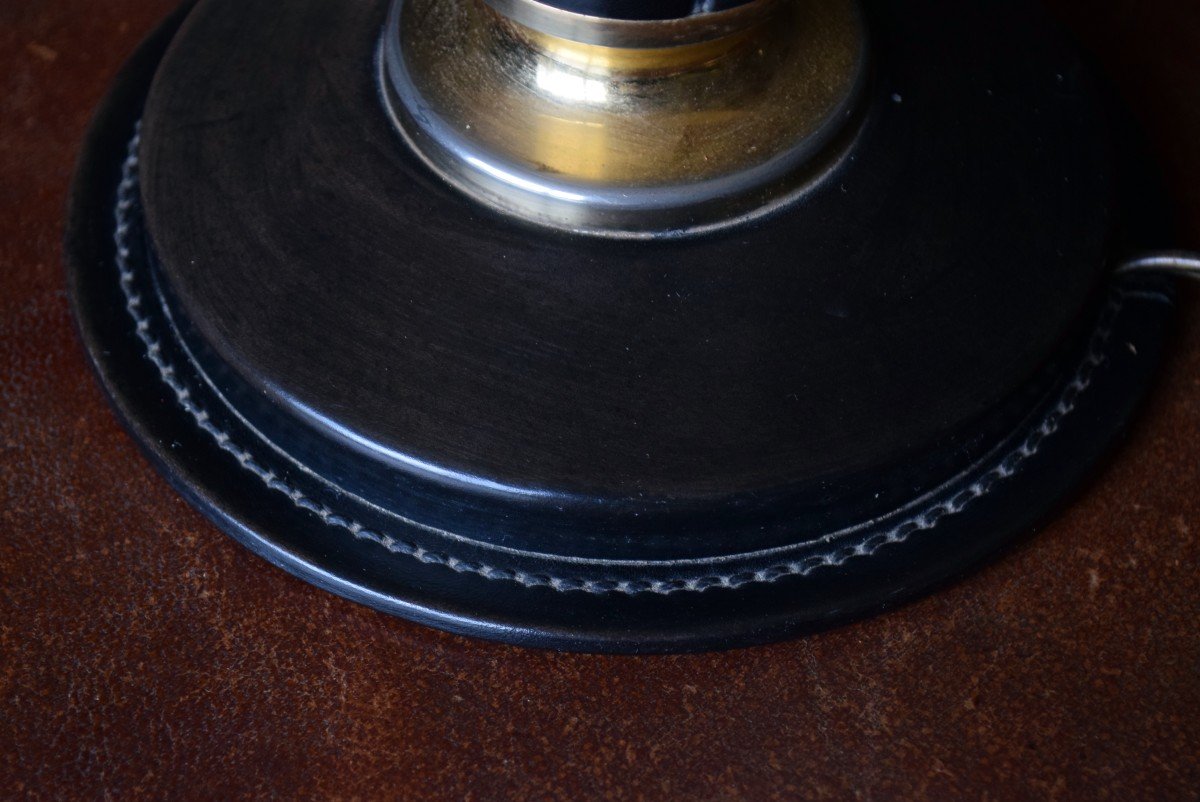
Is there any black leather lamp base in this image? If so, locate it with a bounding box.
[67,1,1177,652]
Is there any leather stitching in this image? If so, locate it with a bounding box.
[114,122,1122,596]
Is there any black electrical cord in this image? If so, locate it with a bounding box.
[1115,251,1200,281]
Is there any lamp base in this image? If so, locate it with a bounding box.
[67,1,1176,652]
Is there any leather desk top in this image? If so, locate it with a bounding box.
[2,1,1198,798]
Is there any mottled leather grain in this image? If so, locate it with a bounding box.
[1,1,1198,799]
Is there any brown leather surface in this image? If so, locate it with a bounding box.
[2,1,1198,799]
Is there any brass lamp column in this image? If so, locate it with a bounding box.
[381,0,868,236]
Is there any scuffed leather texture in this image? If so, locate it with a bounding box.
[1,1,1198,798]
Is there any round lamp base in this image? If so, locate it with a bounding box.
[67,1,1176,652]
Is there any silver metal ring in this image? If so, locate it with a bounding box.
[480,0,779,47]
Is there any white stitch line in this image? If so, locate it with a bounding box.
[113,122,1122,596]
